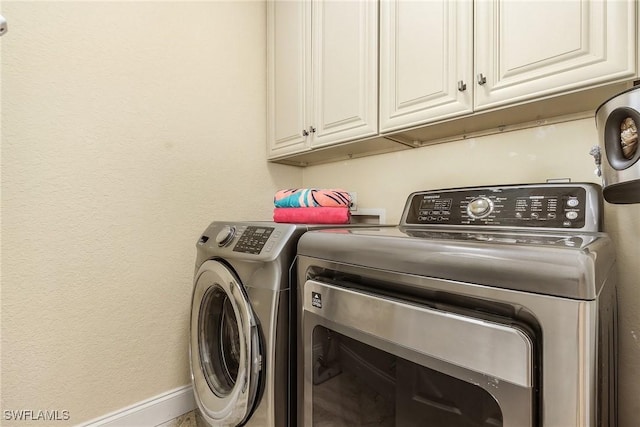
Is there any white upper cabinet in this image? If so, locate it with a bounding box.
[380,0,473,133]
[267,0,311,158]
[311,0,378,148]
[474,0,637,110]
[269,0,637,165]
[380,0,637,131]
[267,0,378,158]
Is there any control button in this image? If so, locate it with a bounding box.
[467,197,493,218]
[566,211,579,220]
[215,225,236,247]
[563,220,572,227]
[547,213,556,219]
[531,212,539,219]
[567,198,580,207]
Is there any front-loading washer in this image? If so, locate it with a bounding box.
[191,221,359,426]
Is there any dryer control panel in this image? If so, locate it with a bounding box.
[402,183,603,232]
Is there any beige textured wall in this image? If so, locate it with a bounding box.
[2,1,638,425]
[1,1,301,425]
[303,118,640,426]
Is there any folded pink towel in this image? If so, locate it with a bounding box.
[274,188,351,208]
[273,207,350,224]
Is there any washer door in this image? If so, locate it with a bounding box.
[190,260,263,426]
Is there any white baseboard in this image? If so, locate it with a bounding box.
[78,385,196,427]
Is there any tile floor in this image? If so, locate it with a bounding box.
[156,410,206,427]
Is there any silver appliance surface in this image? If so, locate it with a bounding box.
[594,85,640,203]
[297,183,617,427]
[191,221,349,427]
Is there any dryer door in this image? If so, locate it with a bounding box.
[190,260,263,426]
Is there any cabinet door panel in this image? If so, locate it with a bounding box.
[312,0,378,147]
[475,0,636,110]
[267,0,311,158]
[380,0,473,133]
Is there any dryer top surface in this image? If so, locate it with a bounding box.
[297,226,615,300]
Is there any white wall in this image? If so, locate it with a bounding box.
[303,117,640,426]
[1,1,301,425]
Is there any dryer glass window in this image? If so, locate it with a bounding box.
[199,285,241,397]
[311,326,503,426]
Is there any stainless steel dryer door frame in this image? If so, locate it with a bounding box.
[191,260,263,426]
[301,279,535,426]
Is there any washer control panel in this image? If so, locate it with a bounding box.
[232,225,275,254]
[402,183,603,231]
[197,222,296,260]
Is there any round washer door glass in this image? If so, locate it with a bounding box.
[190,260,262,426]
[199,286,241,396]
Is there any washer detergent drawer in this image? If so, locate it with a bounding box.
[301,280,535,427]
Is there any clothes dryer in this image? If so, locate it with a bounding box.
[297,183,617,427]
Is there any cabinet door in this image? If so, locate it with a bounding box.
[311,0,378,147]
[475,0,637,111]
[379,0,473,133]
[267,0,311,158]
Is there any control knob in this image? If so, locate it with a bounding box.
[467,197,493,219]
[215,225,236,247]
